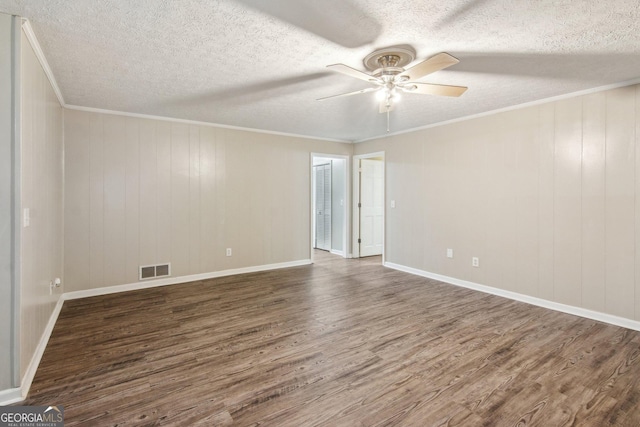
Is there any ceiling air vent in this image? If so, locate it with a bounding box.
[139,263,171,280]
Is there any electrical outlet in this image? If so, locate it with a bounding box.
[226,248,232,257]
[49,280,53,295]
[447,248,453,258]
[472,257,479,267]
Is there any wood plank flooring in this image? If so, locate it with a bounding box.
[22,250,640,426]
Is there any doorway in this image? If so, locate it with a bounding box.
[353,152,384,260]
[311,154,349,260]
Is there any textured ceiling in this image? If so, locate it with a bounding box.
[2,0,640,142]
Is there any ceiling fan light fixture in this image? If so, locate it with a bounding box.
[322,47,467,131]
[372,67,404,79]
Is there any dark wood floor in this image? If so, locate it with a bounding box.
[23,250,640,426]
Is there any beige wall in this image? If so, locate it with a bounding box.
[355,84,640,322]
[64,110,352,292]
[20,30,64,377]
[0,12,16,390]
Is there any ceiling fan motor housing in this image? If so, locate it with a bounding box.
[363,47,416,71]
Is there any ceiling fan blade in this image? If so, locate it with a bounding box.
[379,99,395,114]
[327,64,379,83]
[399,53,460,81]
[402,82,468,97]
[317,87,378,101]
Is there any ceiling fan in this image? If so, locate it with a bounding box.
[318,46,467,129]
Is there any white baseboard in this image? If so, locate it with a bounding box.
[20,297,65,401]
[0,259,311,406]
[0,387,23,406]
[384,262,640,332]
[330,249,345,257]
[0,296,65,406]
[64,259,312,301]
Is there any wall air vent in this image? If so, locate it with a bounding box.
[139,263,171,280]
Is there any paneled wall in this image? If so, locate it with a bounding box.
[0,13,16,390]
[64,110,352,292]
[355,84,640,322]
[20,30,64,377]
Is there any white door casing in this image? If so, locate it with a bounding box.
[359,159,383,257]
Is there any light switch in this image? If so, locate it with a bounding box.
[23,208,30,227]
[390,200,396,208]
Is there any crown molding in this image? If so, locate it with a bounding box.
[19,19,351,144]
[20,16,640,145]
[63,104,351,143]
[355,77,640,143]
[21,19,65,106]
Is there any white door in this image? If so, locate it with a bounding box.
[359,159,383,256]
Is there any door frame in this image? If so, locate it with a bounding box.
[352,152,385,261]
[310,153,350,262]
